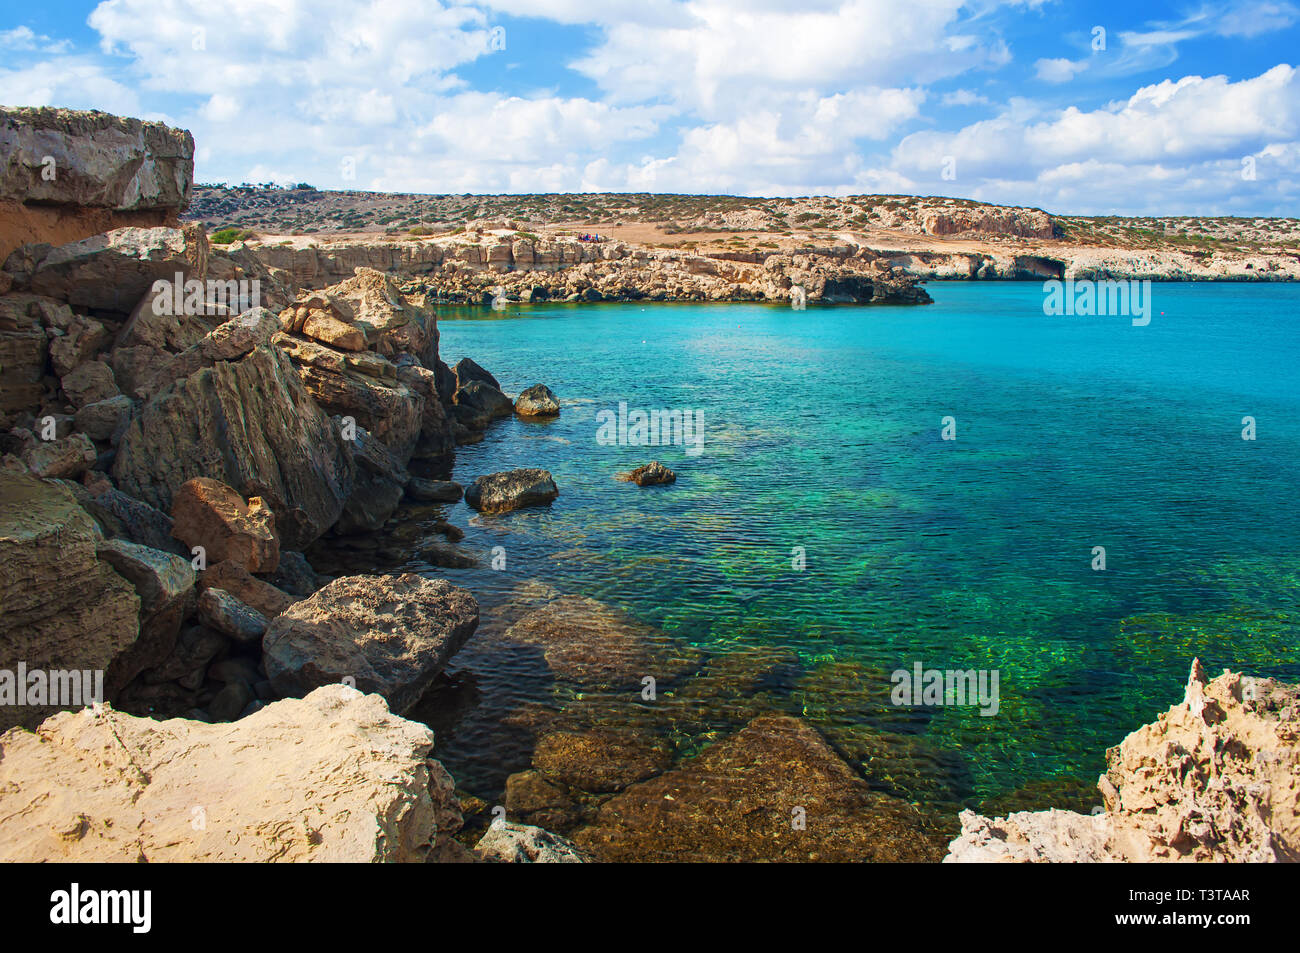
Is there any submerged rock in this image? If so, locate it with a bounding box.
[502,594,698,688]
[616,461,676,486]
[572,713,945,862]
[0,685,464,861]
[944,660,1300,863]
[406,477,463,502]
[514,383,560,418]
[533,728,672,793]
[465,468,558,513]
[262,573,479,714]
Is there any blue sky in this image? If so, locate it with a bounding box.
[2,0,1298,214]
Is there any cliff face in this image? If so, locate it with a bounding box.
[0,107,195,264]
[945,660,1300,863]
[227,233,932,305]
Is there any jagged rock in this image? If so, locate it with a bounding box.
[0,685,464,862]
[196,587,269,645]
[112,344,354,550]
[21,432,95,479]
[12,225,207,314]
[514,383,560,417]
[74,394,133,443]
[944,661,1300,863]
[395,359,454,459]
[465,468,558,513]
[60,361,119,408]
[48,312,109,379]
[97,538,195,694]
[335,425,409,535]
[0,295,47,418]
[83,485,188,556]
[533,729,672,793]
[616,461,676,486]
[198,560,298,619]
[0,471,139,731]
[452,356,500,392]
[406,478,462,502]
[170,477,279,573]
[502,594,698,689]
[455,380,513,420]
[302,310,365,350]
[310,268,438,366]
[262,573,479,714]
[279,334,423,463]
[572,714,945,862]
[476,822,590,863]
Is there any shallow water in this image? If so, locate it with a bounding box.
[354,282,1300,820]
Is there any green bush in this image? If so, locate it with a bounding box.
[209,227,257,245]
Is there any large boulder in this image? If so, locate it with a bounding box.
[514,383,560,418]
[944,661,1300,863]
[334,424,409,535]
[112,344,354,550]
[0,685,465,862]
[0,471,140,731]
[455,379,514,420]
[465,468,558,513]
[452,356,500,392]
[7,225,208,314]
[0,295,48,419]
[262,573,479,714]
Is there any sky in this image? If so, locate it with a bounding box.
[1,0,1298,215]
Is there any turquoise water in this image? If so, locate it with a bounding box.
[394,282,1300,817]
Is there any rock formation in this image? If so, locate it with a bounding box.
[0,685,466,862]
[616,461,676,486]
[944,661,1300,862]
[464,468,559,513]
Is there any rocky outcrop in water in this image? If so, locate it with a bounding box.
[514,384,560,417]
[944,660,1300,862]
[616,461,676,486]
[465,468,559,513]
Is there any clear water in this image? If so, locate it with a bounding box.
[378,281,1300,817]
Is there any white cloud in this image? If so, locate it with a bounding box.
[1034,57,1086,83]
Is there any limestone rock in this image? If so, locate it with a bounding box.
[170,477,279,573]
[17,226,208,314]
[465,468,558,513]
[196,587,270,645]
[96,537,195,695]
[198,560,298,619]
[111,344,354,550]
[533,728,671,793]
[60,361,119,408]
[262,573,479,714]
[0,471,139,731]
[944,661,1300,863]
[334,425,409,535]
[74,395,133,443]
[475,822,590,863]
[0,685,464,862]
[514,383,560,418]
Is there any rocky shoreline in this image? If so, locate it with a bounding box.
[1,107,1296,863]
